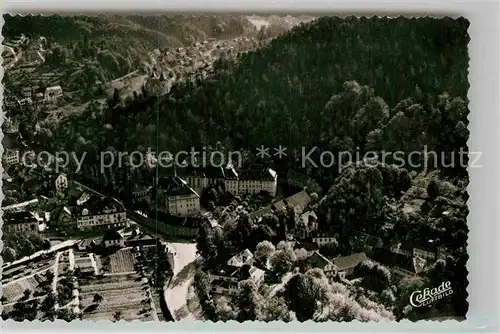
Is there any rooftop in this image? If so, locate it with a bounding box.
[211,264,241,278]
[237,168,277,181]
[333,253,369,271]
[3,211,38,225]
[102,230,125,241]
[307,251,333,268]
[227,249,254,267]
[298,210,317,227]
[274,190,311,214]
[157,176,199,197]
[73,195,125,216]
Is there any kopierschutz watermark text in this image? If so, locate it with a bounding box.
[19,145,479,174]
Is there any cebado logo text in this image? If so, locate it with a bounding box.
[409,281,453,307]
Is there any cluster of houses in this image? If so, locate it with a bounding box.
[206,236,447,297]
[5,85,63,108]
[145,36,261,97]
[152,37,258,77]
[198,187,448,296]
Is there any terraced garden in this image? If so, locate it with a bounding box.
[78,273,155,321]
[2,270,52,304]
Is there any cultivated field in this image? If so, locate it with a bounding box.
[109,248,135,274]
[78,273,155,321]
[1,270,52,304]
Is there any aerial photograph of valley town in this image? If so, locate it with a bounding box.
[1,14,469,322]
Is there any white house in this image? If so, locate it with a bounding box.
[236,168,278,197]
[75,196,127,231]
[157,176,200,217]
[2,133,21,168]
[102,230,125,248]
[3,211,39,235]
[209,264,265,296]
[312,235,337,247]
[44,85,63,102]
[55,173,68,194]
[183,165,278,197]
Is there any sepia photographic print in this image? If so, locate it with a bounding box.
[1,14,469,323]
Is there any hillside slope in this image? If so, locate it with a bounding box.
[2,15,258,92]
[50,16,469,183]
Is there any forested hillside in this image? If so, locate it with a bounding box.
[50,16,469,185]
[2,14,257,90]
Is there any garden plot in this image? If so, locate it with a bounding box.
[109,248,135,274]
[2,270,52,304]
[79,273,155,321]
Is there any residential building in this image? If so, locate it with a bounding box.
[131,184,152,203]
[208,264,265,296]
[78,239,97,251]
[227,249,254,267]
[332,252,369,279]
[55,173,68,195]
[389,240,445,261]
[201,213,222,232]
[307,251,338,282]
[156,175,200,216]
[74,196,127,231]
[236,167,277,196]
[3,211,39,235]
[126,232,157,247]
[183,165,227,195]
[353,231,384,251]
[102,230,126,248]
[2,133,21,168]
[273,189,311,216]
[250,189,312,222]
[44,85,63,102]
[19,97,33,106]
[389,243,412,257]
[312,235,337,247]
[3,172,13,183]
[182,164,277,197]
[295,210,318,239]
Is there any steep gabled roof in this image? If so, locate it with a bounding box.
[103,230,124,241]
[157,176,199,197]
